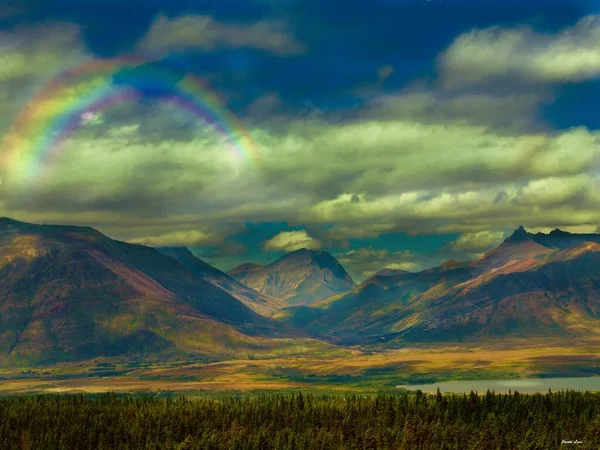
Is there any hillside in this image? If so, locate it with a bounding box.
[227,263,266,279]
[276,227,600,344]
[229,249,355,306]
[0,218,307,365]
[157,247,287,315]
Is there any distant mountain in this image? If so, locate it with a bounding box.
[277,227,600,344]
[5,217,599,363]
[157,247,287,315]
[228,263,265,278]
[0,218,299,365]
[532,228,600,250]
[229,249,355,306]
[366,268,412,280]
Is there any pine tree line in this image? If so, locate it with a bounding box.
[0,390,598,449]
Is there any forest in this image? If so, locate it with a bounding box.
[0,390,599,449]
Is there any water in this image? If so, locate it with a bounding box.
[396,376,600,394]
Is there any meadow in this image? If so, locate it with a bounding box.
[1,339,599,396]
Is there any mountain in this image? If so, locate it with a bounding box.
[277,227,600,344]
[228,263,265,278]
[4,217,599,363]
[0,218,301,365]
[532,228,600,250]
[366,268,412,280]
[229,249,355,306]
[156,247,287,315]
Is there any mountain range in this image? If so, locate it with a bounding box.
[2,217,600,365]
[277,226,600,344]
[156,247,287,315]
[0,218,302,365]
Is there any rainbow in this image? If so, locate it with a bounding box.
[2,55,261,182]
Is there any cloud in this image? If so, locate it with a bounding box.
[527,224,599,234]
[2,12,600,270]
[515,175,590,206]
[198,241,248,258]
[128,229,217,247]
[258,120,600,203]
[449,231,506,253]
[439,15,600,88]
[367,88,552,132]
[0,22,87,83]
[262,230,323,252]
[137,14,306,56]
[3,108,600,252]
[0,22,89,135]
[377,65,394,83]
[246,93,283,120]
[336,247,417,281]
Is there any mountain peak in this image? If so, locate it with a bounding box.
[514,224,527,234]
[549,228,570,236]
[228,262,265,276]
[280,249,345,273]
[366,268,411,280]
[505,225,531,243]
[290,247,310,253]
[231,249,355,306]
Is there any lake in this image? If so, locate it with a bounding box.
[396,376,600,394]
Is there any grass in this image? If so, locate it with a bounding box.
[0,338,599,396]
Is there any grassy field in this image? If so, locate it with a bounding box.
[1,337,599,396]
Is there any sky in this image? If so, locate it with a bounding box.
[1,0,600,281]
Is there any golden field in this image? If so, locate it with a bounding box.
[1,338,599,396]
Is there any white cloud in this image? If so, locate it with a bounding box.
[516,175,590,206]
[3,111,600,248]
[137,14,305,56]
[367,89,551,131]
[439,15,600,88]
[527,225,599,234]
[128,229,216,247]
[450,231,506,253]
[262,230,323,252]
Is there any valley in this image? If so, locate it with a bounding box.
[1,338,599,396]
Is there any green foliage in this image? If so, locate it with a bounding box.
[0,390,598,449]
